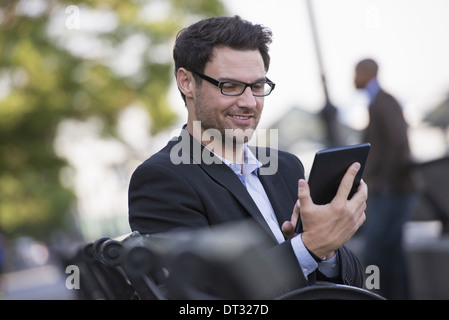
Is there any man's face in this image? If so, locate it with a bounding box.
[354,64,372,89]
[190,46,266,144]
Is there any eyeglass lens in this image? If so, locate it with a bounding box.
[221,81,273,96]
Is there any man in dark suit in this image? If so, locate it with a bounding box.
[355,58,417,299]
[128,16,367,296]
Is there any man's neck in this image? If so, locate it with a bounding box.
[203,134,245,165]
[187,121,244,164]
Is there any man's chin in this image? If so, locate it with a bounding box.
[224,128,256,144]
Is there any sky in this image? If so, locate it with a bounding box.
[221,0,449,131]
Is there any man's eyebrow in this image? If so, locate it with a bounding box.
[218,76,267,83]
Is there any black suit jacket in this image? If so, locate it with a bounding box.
[128,128,364,292]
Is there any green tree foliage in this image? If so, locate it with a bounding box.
[0,0,226,239]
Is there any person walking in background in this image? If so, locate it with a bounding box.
[354,58,417,299]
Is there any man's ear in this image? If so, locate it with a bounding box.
[176,67,195,99]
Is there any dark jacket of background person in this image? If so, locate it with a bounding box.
[363,89,416,195]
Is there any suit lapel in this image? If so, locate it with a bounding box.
[199,158,277,241]
[258,167,293,228]
[185,134,277,241]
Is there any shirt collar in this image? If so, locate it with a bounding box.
[209,144,262,176]
[365,77,381,103]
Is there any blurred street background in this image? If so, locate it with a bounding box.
[1,0,448,300]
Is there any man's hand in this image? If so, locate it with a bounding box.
[281,162,367,260]
[281,199,301,239]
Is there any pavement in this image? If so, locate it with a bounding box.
[1,264,76,300]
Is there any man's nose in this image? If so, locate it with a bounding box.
[237,86,257,108]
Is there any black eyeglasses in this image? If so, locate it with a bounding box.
[193,71,275,97]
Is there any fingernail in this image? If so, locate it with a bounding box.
[298,179,306,188]
[354,162,361,170]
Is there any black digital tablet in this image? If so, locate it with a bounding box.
[295,143,370,234]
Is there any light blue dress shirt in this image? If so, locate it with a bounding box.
[365,77,381,103]
[212,144,339,279]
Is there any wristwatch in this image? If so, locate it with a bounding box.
[305,245,326,263]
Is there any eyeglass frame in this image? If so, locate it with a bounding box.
[192,71,275,97]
